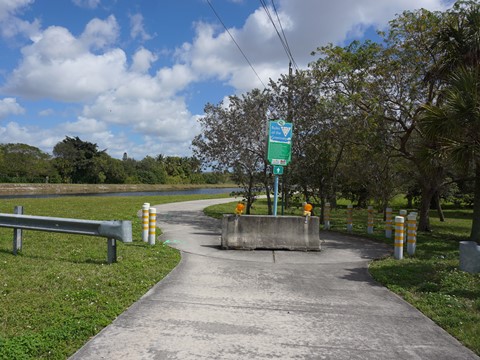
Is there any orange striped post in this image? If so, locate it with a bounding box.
[385,207,392,238]
[346,204,353,232]
[148,207,157,245]
[142,203,150,242]
[399,209,407,243]
[367,206,374,234]
[407,213,417,255]
[394,216,404,260]
[324,202,331,230]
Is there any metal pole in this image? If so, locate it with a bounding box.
[13,205,23,255]
[107,238,117,264]
[273,175,279,216]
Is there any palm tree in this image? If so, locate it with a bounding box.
[422,66,480,243]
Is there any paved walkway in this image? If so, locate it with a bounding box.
[71,198,479,359]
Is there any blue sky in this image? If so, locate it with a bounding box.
[0,0,450,159]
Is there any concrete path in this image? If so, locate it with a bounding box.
[71,198,479,360]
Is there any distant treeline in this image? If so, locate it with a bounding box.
[0,137,229,185]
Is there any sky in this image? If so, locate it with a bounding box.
[0,0,452,160]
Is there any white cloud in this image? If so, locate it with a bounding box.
[72,0,101,9]
[61,116,107,133]
[0,97,25,119]
[80,15,119,50]
[0,0,40,40]
[176,0,449,93]
[129,13,152,42]
[131,47,157,73]
[3,23,127,101]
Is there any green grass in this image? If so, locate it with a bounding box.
[205,198,480,356]
[0,193,228,359]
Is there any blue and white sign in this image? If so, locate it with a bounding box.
[269,120,292,144]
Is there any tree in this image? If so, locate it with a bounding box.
[0,143,57,182]
[310,8,448,231]
[193,89,272,214]
[53,136,106,183]
[421,0,480,243]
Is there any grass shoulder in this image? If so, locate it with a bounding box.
[0,193,228,359]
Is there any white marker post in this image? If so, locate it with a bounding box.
[324,202,331,230]
[346,205,353,232]
[399,210,407,243]
[385,207,392,239]
[407,213,417,255]
[142,203,150,242]
[148,207,156,245]
[367,206,374,234]
[394,216,404,260]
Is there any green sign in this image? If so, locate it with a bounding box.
[273,165,284,175]
[267,120,292,165]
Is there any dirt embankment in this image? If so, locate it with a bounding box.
[0,183,235,195]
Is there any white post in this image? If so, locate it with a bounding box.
[407,213,417,255]
[394,216,404,260]
[367,206,374,234]
[346,205,353,232]
[324,202,331,230]
[148,207,156,245]
[385,207,392,239]
[399,210,407,243]
[142,203,150,242]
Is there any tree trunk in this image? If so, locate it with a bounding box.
[406,194,413,209]
[470,162,480,244]
[418,185,436,232]
[245,174,254,215]
[435,191,445,222]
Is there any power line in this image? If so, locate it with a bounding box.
[271,0,298,71]
[259,0,299,72]
[206,0,267,89]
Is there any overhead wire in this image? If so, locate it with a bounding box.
[206,0,267,89]
[259,0,299,72]
[270,0,299,71]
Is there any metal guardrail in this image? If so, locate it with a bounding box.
[5,206,132,263]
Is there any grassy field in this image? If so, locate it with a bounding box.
[0,193,228,359]
[205,197,480,356]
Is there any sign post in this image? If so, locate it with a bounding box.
[267,120,292,216]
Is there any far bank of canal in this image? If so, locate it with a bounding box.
[0,183,239,199]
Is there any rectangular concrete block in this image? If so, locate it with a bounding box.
[221,215,320,251]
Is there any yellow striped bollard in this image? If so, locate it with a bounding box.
[394,216,404,260]
[142,203,150,242]
[407,213,417,255]
[324,202,331,230]
[385,207,392,238]
[149,207,157,245]
[399,210,407,243]
[367,206,374,234]
[346,204,353,232]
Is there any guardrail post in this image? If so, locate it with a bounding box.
[367,206,374,234]
[13,206,23,255]
[346,204,353,232]
[407,213,417,255]
[149,207,156,245]
[385,207,392,239]
[394,216,404,260]
[107,238,117,263]
[142,203,150,242]
[324,202,331,230]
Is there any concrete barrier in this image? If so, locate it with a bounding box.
[459,241,480,273]
[221,215,320,251]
